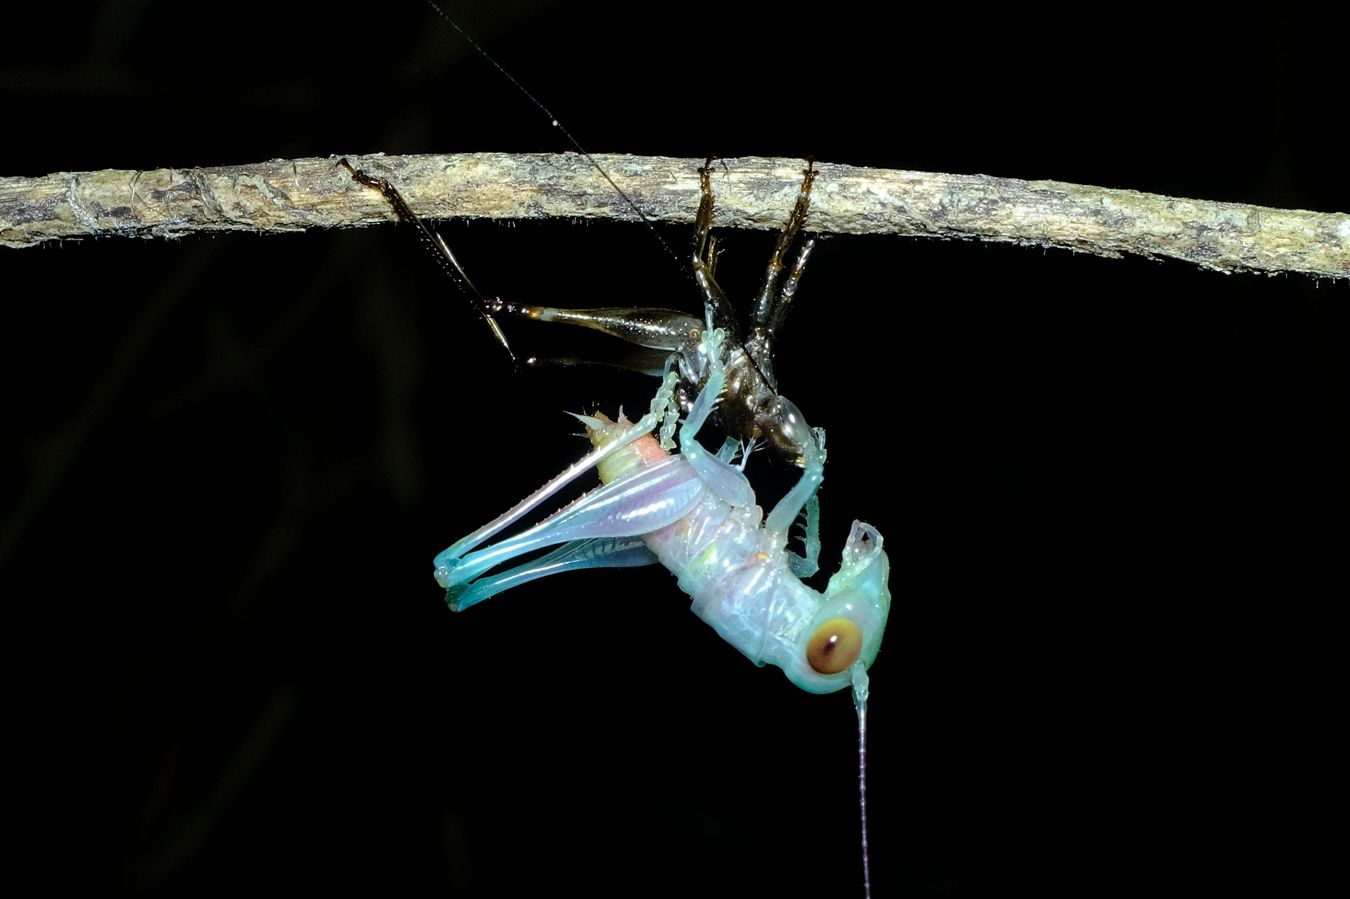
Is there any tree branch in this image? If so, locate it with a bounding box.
[2,153,1346,279]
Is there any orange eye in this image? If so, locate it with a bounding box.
[806,618,863,674]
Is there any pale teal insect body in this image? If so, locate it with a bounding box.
[433,328,891,695]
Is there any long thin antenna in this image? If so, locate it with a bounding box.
[852,661,874,899]
[418,0,687,277]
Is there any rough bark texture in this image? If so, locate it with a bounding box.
[2,153,1346,279]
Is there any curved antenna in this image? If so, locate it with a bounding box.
[419,0,686,279]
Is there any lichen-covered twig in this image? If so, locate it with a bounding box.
[2,153,1346,279]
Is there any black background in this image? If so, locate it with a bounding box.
[2,1,1345,896]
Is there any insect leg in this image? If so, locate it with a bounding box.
[439,450,702,590]
[448,536,658,611]
[486,301,704,373]
[764,425,827,545]
[788,492,822,578]
[671,329,755,509]
[436,370,679,569]
[691,160,742,337]
[765,236,815,357]
[749,160,819,374]
[337,159,517,365]
[436,369,712,608]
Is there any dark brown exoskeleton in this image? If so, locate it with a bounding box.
[486,161,822,468]
[339,157,826,572]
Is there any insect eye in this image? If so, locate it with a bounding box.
[806,618,863,675]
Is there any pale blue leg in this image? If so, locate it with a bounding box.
[439,370,680,565]
[437,366,704,609]
[716,436,750,467]
[765,425,827,550]
[436,453,703,594]
[673,328,754,509]
[787,491,822,578]
[449,536,657,611]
